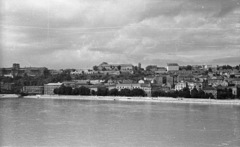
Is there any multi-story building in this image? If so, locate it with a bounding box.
[203,87,217,98]
[97,62,134,74]
[177,74,195,82]
[22,86,44,95]
[203,65,212,69]
[175,81,204,91]
[0,82,15,93]
[71,69,96,75]
[0,63,47,77]
[116,83,152,96]
[44,83,62,95]
[49,69,62,75]
[99,70,121,75]
[175,81,187,91]
[62,81,78,88]
[208,76,227,87]
[154,67,167,74]
[230,78,240,86]
[166,63,179,71]
[151,84,170,93]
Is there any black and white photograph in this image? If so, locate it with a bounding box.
[0,0,240,146]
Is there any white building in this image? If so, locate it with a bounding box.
[167,63,179,71]
[44,82,62,95]
[71,69,95,75]
[175,81,202,91]
[204,65,212,69]
[115,83,152,96]
[175,81,187,91]
[97,62,134,74]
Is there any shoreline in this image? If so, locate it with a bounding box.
[0,94,20,98]
[21,95,240,105]
[1,94,240,105]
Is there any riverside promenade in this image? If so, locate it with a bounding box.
[0,94,20,98]
[22,95,240,105]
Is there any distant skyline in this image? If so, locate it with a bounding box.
[1,0,240,69]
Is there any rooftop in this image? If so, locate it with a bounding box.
[203,87,216,90]
[167,63,179,66]
[45,82,62,86]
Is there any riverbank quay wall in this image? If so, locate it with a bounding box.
[0,94,19,98]
[22,95,240,105]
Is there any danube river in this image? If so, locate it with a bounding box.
[0,98,240,147]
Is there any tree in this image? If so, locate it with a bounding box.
[72,88,79,95]
[54,88,59,94]
[102,67,107,71]
[146,65,156,71]
[91,90,96,95]
[79,86,90,95]
[237,88,240,99]
[198,89,206,98]
[97,87,108,96]
[93,66,98,71]
[43,69,50,78]
[167,91,178,98]
[191,87,199,98]
[152,91,160,97]
[131,88,145,97]
[109,88,119,96]
[117,65,121,71]
[235,65,239,70]
[217,88,234,99]
[208,68,213,73]
[186,65,192,70]
[58,85,66,95]
[119,88,132,96]
[181,87,191,98]
[65,86,72,95]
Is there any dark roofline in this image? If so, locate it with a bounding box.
[167,63,179,66]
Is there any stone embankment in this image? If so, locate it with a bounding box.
[22,95,240,105]
[0,94,19,98]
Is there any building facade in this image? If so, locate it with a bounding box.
[22,86,44,95]
[0,63,47,77]
[97,62,134,74]
[116,83,152,96]
[44,83,62,95]
[167,63,179,71]
[203,87,217,98]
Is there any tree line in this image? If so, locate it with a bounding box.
[53,85,146,97]
[152,87,215,99]
[52,85,239,99]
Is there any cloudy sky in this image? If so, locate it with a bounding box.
[0,0,240,69]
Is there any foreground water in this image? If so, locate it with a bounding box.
[0,98,240,147]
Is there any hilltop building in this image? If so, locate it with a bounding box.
[116,83,152,97]
[166,63,179,71]
[0,63,47,77]
[44,82,62,95]
[22,86,44,95]
[97,62,134,74]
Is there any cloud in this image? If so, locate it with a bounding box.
[1,0,240,68]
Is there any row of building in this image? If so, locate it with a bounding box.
[22,82,153,97]
[19,76,240,98]
[0,63,47,77]
[1,63,240,98]
[0,62,180,77]
[70,62,180,76]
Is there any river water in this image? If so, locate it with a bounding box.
[0,98,240,147]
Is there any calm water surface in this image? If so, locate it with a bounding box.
[0,98,240,147]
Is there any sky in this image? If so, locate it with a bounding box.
[0,0,240,69]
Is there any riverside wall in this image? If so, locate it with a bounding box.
[0,94,20,98]
[22,95,240,105]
